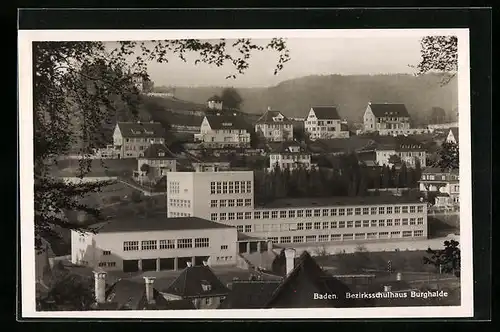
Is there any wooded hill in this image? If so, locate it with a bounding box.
[161,73,458,125]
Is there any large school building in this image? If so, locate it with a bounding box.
[166,171,428,250]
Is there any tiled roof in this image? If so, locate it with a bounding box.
[422,167,459,174]
[93,216,234,234]
[310,106,341,120]
[449,127,459,143]
[218,281,281,309]
[359,136,425,152]
[219,251,359,309]
[117,122,166,138]
[255,110,293,124]
[268,141,307,154]
[368,103,410,118]
[164,265,230,298]
[142,144,177,159]
[104,279,171,310]
[205,115,249,130]
[256,195,425,209]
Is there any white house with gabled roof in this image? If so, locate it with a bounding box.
[304,106,349,140]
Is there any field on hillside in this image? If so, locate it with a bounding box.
[50,158,137,177]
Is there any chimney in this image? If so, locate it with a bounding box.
[396,272,402,281]
[93,271,107,304]
[143,276,156,305]
[186,261,192,268]
[384,285,392,292]
[267,106,271,111]
[284,248,296,276]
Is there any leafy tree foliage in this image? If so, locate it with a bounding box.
[415,36,458,86]
[221,87,243,110]
[33,39,290,250]
[254,153,423,204]
[37,267,95,311]
[429,106,447,124]
[140,163,150,174]
[423,239,461,277]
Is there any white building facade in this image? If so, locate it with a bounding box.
[268,143,313,172]
[194,115,251,149]
[419,167,459,207]
[71,217,238,272]
[304,106,349,140]
[166,170,429,251]
[113,122,166,159]
[255,109,294,142]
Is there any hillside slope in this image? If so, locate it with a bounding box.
[166,74,458,124]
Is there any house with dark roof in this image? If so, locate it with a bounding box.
[255,107,294,142]
[206,95,224,111]
[357,135,427,168]
[268,140,315,172]
[446,127,459,145]
[113,121,167,159]
[134,143,177,182]
[92,272,196,310]
[363,102,433,137]
[71,216,238,273]
[163,264,231,309]
[219,249,364,309]
[419,167,459,208]
[304,106,350,140]
[194,115,251,149]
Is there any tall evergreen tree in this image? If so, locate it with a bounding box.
[399,163,409,187]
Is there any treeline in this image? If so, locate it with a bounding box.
[253,153,422,204]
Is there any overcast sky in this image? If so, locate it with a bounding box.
[118,36,424,88]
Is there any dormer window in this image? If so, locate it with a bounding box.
[158,151,165,157]
[201,280,212,292]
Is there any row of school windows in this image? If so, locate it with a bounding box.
[171,212,191,217]
[232,218,425,233]
[123,238,210,251]
[210,181,253,195]
[209,205,425,222]
[210,199,252,208]
[169,181,180,194]
[268,230,425,244]
[169,199,191,208]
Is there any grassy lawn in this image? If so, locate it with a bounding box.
[315,250,439,274]
[51,158,137,177]
[428,215,460,238]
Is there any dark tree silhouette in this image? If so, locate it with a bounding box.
[220,87,243,110]
[423,240,461,277]
[429,107,447,124]
[435,141,459,171]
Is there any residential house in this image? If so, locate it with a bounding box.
[304,106,349,140]
[92,272,196,310]
[218,249,362,308]
[268,141,314,172]
[358,136,427,168]
[135,143,177,181]
[194,115,251,148]
[207,95,223,111]
[191,161,231,172]
[418,167,459,207]
[113,121,166,159]
[363,102,411,133]
[255,108,294,142]
[446,127,459,144]
[163,263,231,309]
